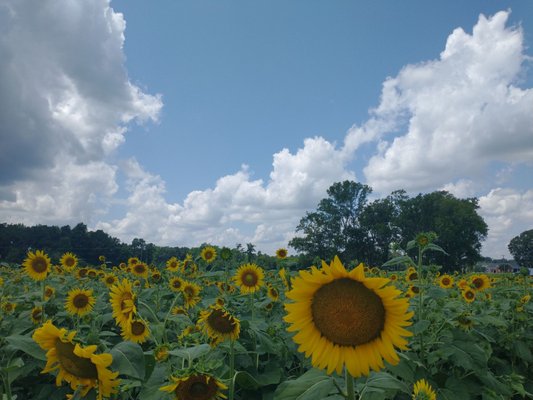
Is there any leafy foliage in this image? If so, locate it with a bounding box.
[508,229,533,268]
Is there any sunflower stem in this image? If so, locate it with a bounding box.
[229,339,236,400]
[417,246,426,365]
[345,369,355,400]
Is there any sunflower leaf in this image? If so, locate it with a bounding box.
[110,341,145,380]
[273,369,334,400]
[5,334,46,361]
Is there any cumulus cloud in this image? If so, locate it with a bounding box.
[0,1,162,218]
[479,188,533,258]
[98,137,355,252]
[349,11,533,194]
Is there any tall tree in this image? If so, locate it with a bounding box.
[289,181,372,262]
[396,191,487,270]
[508,229,533,268]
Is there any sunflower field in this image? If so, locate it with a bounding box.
[0,241,532,400]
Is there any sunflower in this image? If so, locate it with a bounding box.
[389,274,398,281]
[154,344,170,362]
[198,306,240,346]
[23,250,51,281]
[182,281,201,309]
[201,246,217,264]
[276,248,288,259]
[284,256,413,377]
[456,313,474,331]
[412,378,437,400]
[216,281,235,294]
[407,286,420,297]
[169,277,185,292]
[151,270,162,283]
[109,279,137,328]
[470,274,491,291]
[87,269,98,279]
[44,285,56,300]
[121,319,150,343]
[31,306,43,324]
[171,306,187,316]
[128,257,140,266]
[233,263,264,294]
[406,271,418,282]
[166,257,181,272]
[279,267,289,289]
[437,274,454,289]
[60,252,78,271]
[267,285,280,302]
[32,321,119,399]
[220,247,232,261]
[102,274,118,288]
[131,262,149,279]
[457,278,469,290]
[98,255,106,263]
[520,294,531,304]
[215,297,225,307]
[65,288,96,317]
[462,288,476,303]
[160,373,227,400]
[77,268,89,279]
[2,301,16,313]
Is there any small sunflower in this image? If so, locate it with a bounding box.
[121,319,150,344]
[169,277,185,292]
[171,306,187,316]
[98,255,106,263]
[131,262,149,279]
[65,288,96,317]
[470,274,491,291]
[128,257,140,266]
[457,278,469,290]
[279,267,289,289]
[198,306,240,346]
[233,263,264,294]
[201,246,217,264]
[166,257,181,272]
[267,285,280,302]
[284,256,413,377]
[455,313,474,331]
[87,269,98,279]
[60,252,78,271]
[109,279,137,328]
[32,321,119,399]
[77,268,89,279]
[160,373,227,400]
[23,250,51,281]
[520,294,531,304]
[437,274,454,289]
[102,274,118,288]
[2,301,16,313]
[276,248,288,259]
[406,271,418,282]
[407,285,420,297]
[182,281,201,309]
[154,345,170,362]
[44,285,56,300]
[31,306,43,324]
[151,270,162,283]
[412,378,437,400]
[462,288,476,303]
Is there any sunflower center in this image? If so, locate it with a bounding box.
[243,272,257,286]
[204,251,213,260]
[134,265,146,274]
[207,309,235,334]
[32,309,42,319]
[411,286,420,294]
[73,294,89,309]
[131,321,146,336]
[472,278,483,289]
[65,257,75,267]
[465,291,475,299]
[172,280,182,289]
[55,339,98,379]
[178,376,217,400]
[184,287,195,297]
[442,278,450,286]
[32,257,48,273]
[311,278,385,346]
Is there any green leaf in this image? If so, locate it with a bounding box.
[5,335,46,361]
[513,341,533,362]
[423,243,448,255]
[110,341,145,380]
[382,255,413,268]
[411,320,431,335]
[365,371,410,393]
[168,343,211,362]
[137,364,168,400]
[273,369,334,400]
[235,369,282,390]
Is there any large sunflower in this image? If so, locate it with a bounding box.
[65,288,96,316]
[284,256,413,377]
[121,319,150,343]
[23,250,51,281]
[233,263,264,294]
[60,252,78,271]
[201,246,217,264]
[32,321,119,399]
[198,306,240,346]
[109,279,137,328]
[160,373,227,400]
[412,378,437,400]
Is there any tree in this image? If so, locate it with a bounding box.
[289,181,372,262]
[508,229,533,268]
[396,191,487,270]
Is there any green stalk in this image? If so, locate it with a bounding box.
[229,339,236,400]
[417,246,425,364]
[345,369,355,400]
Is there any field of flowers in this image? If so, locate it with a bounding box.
[0,242,532,400]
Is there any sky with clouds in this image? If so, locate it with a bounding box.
[1,0,532,259]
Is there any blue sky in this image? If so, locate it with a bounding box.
[1,1,532,259]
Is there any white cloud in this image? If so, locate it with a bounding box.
[98,137,354,252]
[0,1,162,221]
[479,188,533,258]
[356,11,533,194]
